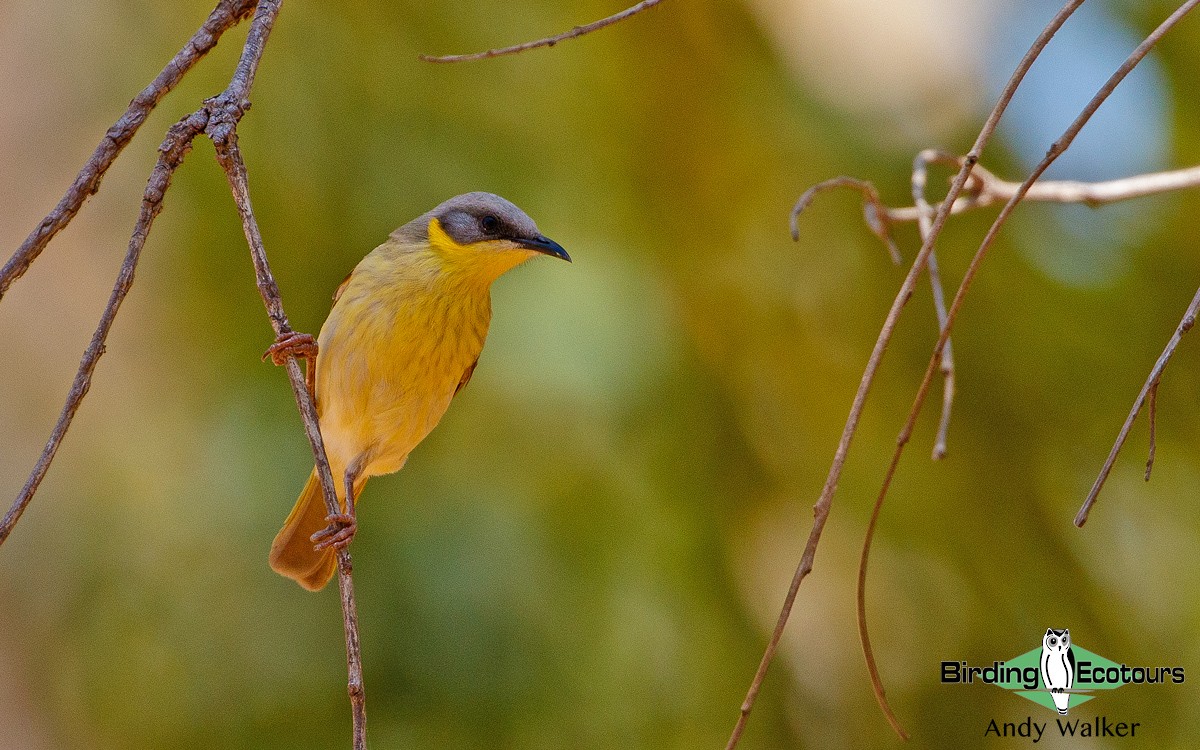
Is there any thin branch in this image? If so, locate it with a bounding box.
[803,162,1200,253]
[214,131,367,750]
[1145,380,1159,482]
[791,161,957,465]
[1076,287,1199,525]
[912,150,958,461]
[0,0,258,541]
[0,113,206,545]
[853,149,964,741]
[790,160,1200,468]
[207,4,367,747]
[2,0,368,746]
[0,0,261,550]
[857,448,909,740]
[724,3,1089,746]
[419,0,665,63]
[792,177,902,264]
[206,3,366,746]
[886,162,1200,223]
[0,0,256,302]
[853,0,1199,734]
[790,162,959,450]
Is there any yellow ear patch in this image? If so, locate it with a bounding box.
[426,217,532,279]
[427,217,469,258]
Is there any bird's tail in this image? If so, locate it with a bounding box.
[269,468,349,591]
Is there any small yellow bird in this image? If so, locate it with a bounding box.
[267,192,569,591]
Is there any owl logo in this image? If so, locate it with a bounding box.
[1040,628,1076,715]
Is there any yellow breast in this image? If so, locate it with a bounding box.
[314,236,493,477]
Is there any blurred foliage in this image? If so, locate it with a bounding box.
[2,0,1200,748]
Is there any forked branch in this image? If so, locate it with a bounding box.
[0,0,257,542]
[797,157,1200,473]
[808,160,1200,257]
[0,1,368,748]
[1075,288,1200,526]
[0,0,256,302]
[0,112,206,544]
[725,3,1093,746]
[854,0,1199,738]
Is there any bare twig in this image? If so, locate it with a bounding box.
[1145,380,1159,482]
[912,150,958,461]
[1,1,369,747]
[857,448,909,740]
[791,159,957,461]
[886,162,1200,223]
[0,0,263,550]
[791,161,958,453]
[0,113,206,545]
[1076,287,1200,525]
[804,162,1200,253]
[214,132,368,750]
[1,0,258,541]
[852,149,964,740]
[791,177,902,264]
[419,0,665,63]
[854,0,1200,733]
[206,3,367,747]
[725,4,1090,746]
[0,0,256,302]
[793,161,1200,471]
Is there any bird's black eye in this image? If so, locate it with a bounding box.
[481,215,500,234]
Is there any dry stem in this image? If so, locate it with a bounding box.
[0,1,368,747]
[419,0,665,62]
[1076,287,1200,525]
[815,161,1200,257]
[854,0,1199,735]
[724,4,1092,746]
[213,131,368,750]
[0,0,256,302]
[741,0,1091,737]
[209,4,366,747]
[911,150,959,461]
[887,162,1200,223]
[0,0,255,542]
[792,178,902,265]
[0,113,205,544]
[1145,380,1159,482]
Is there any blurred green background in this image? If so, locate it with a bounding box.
[3,0,1200,747]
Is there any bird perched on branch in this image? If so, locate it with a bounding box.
[265,192,569,591]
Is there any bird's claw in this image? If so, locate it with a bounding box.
[263,331,317,366]
[312,512,357,551]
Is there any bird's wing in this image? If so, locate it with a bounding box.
[332,271,353,306]
[454,357,479,397]
[308,271,354,414]
[1066,649,1075,687]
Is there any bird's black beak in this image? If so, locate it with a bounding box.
[519,234,571,262]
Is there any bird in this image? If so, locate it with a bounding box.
[265,192,569,591]
[1040,628,1075,715]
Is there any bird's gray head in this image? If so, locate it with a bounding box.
[394,192,570,263]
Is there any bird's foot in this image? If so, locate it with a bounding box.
[311,513,357,552]
[262,331,317,366]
